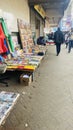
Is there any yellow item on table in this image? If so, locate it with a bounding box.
[24,65,36,70]
[7,65,18,69]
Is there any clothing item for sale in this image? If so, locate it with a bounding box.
[0,24,8,54]
[8,35,14,52]
[4,39,10,54]
[0,18,14,52]
[0,18,9,37]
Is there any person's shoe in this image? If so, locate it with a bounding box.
[56,53,59,56]
[68,50,70,53]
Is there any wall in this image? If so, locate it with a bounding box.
[63,0,73,29]
[30,9,35,33]
[30,8,44,38]
[64,1,72,16]
[0,0,30,32]
[36,13,44,36]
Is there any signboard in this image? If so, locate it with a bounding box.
[34,5,46,19]
[17,19,34,53]
[60,16,72,31]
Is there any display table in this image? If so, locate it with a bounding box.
[6,44,47,71]
[0,91,20,126]
[6,55,44,82]
[6,45,47,84]
[6,55,44,72]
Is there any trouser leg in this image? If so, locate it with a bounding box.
[58,44,61,54]
[68,41,71,53]
[56,44,60,55]
[66,42,68,48]
[56,45,58,55]
[56,44,61,54]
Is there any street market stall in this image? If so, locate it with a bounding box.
[0,18,47,85]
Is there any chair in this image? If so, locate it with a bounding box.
[0,63,8,87]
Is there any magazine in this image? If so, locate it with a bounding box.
[0,91,19,102]
[0,91,20,125]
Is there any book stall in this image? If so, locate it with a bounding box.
[0,91,20,126]
[6,45,46,71]
[0,18,47,85]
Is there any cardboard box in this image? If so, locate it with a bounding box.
[20,74,32,86]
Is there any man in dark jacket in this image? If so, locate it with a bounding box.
[54,27,64,56]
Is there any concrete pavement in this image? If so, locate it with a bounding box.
[0,44,73,130]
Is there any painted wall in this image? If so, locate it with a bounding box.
[0,0,30,31]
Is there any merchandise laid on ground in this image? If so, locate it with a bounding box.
[0,91,20,126]
[0,18,47,85]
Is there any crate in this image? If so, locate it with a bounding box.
[20,74,32,86]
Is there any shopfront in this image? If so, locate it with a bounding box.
[61,0,73,31]
[30,5,45,40]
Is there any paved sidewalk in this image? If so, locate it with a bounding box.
[0,45,73,130]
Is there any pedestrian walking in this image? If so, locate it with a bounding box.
[68,28,73,53]
[65,32,69,48]
[54,27,64,56]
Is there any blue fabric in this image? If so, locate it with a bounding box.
[68,40,73,52]
[0,55,4,62]
[4,39,10,54]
